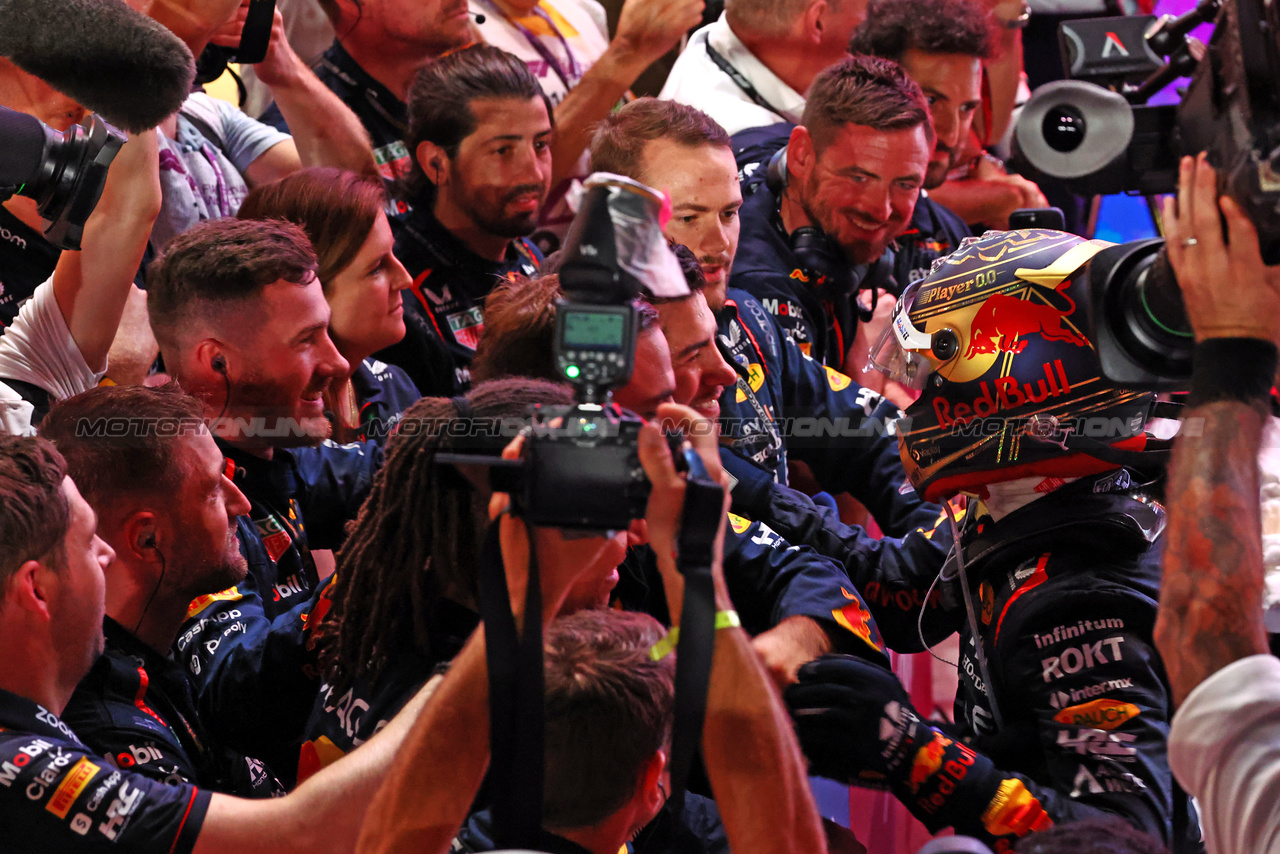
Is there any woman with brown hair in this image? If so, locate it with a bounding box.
[238,167,420,443]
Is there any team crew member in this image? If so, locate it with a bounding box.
[147,218,380,620]
[0,434,439,854]
[786,229,1203,852]
[588,98,934,536]
[851,0,1020,279]
[300,381,585,766]
[472,0,703,244]
[851,0,1047,233]
[730,55,932,370]
[45,386,285,797]
[239,168,421,444]
[146,219,382,777]
[375,45,549,397]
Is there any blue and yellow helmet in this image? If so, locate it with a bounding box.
[870,229,1157,502]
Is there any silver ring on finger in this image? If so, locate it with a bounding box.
[1181,237,1199,248]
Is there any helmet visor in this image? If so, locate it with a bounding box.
[868,283,937,390]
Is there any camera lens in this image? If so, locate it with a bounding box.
[1043,105,1086,153]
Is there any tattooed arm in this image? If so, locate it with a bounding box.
[1155,153,1280,705]
[1156,399,1269,705]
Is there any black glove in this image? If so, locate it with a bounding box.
[788,655,1020,841]
[785,653,933,787]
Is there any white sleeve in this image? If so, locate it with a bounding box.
[577,0,608,40]
[0,385,37,436]
[1169,654,1280,854]
[0,276,104,433]
[182,92,291,174]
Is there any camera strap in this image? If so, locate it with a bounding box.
[667,457,729,811]
[477,519,545,850]
[473,452,725,838]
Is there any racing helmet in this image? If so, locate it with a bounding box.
[870,229,1158,503]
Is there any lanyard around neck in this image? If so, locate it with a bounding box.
[704,41,786,119]
[486,1,581,91]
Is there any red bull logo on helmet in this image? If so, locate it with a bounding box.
[932,359,1073,430]
[965,280,1089,358]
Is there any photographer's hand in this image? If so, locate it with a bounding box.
[210,2,378,183]
[545,0,703,186]
[639,402,827,854]
[1164,153,1280,343]
[146,0,244,55]
[637,402,733,625]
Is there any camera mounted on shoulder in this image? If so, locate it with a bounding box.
[1012,0,1280,389]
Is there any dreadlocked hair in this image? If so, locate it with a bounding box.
[316,378,574,693]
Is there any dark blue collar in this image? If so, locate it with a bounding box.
[0,687,84,746]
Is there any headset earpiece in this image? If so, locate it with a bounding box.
[765,147,788,195]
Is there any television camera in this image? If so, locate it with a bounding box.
[1011,0,1280,388]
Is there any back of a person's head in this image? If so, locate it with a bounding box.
[726,0,820,38]
[146,218,317,360]
[472,275,565,385]
[801,53,931,152]
[401,44,547,200]
[237,167,386,289]
[320,378,574,688]
[40,384,204,525]
[542,609,674,830]
[1013,817,1172,854]
[0,435,69,591]
[588,97,731,183]
[472,274,662,386]
[850,0,992,62]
